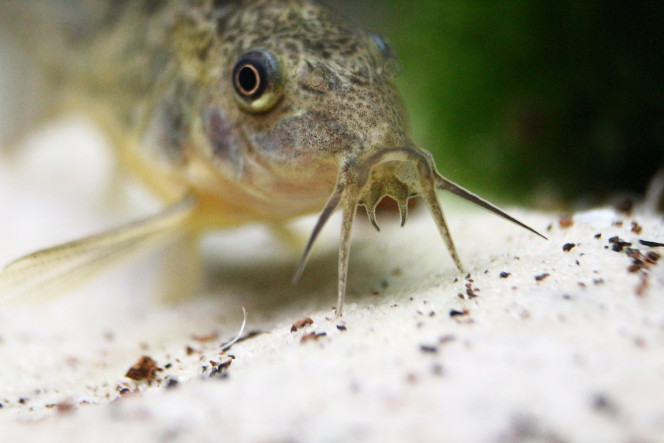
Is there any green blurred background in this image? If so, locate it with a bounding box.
[332,0,664,207]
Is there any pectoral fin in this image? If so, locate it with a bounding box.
[0,195,196,305]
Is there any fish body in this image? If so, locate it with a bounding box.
[0,0,545,314]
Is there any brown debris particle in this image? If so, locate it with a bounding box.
[628,264,641,273]
[291,317,314,332]
[192,332,219,343]
[45,401,76,414]
[499,271,511,278]
[630,222,643,234]
[300,331,327,343]
[125,356,161,384]
[625,248,639,259]
[624,248,659,274]
[559,215,574,228]
[646,251,661,262]
[535,273,550,282]
[562,243,576,252]
[56,402,76,414]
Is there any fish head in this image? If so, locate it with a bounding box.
[198,0,437,218]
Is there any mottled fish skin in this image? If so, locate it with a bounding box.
[0,0,545,315]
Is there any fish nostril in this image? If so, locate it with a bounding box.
[308,66,326,89]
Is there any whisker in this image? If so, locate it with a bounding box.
[435,174,548,240]
[292,182,344,284]
[421,177,465,273]
[398,198,408,227]
[336,192,359,317]
[364,205,381,232]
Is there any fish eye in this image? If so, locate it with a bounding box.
[232,49,284,113]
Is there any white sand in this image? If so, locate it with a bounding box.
[1,119,663,442]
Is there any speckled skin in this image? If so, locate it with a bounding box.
[1,0,544,314]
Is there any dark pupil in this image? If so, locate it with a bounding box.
[237,64,260,96]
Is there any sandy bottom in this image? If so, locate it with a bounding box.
[0,119,663,442]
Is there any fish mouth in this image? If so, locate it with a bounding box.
[293,144,546,317]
